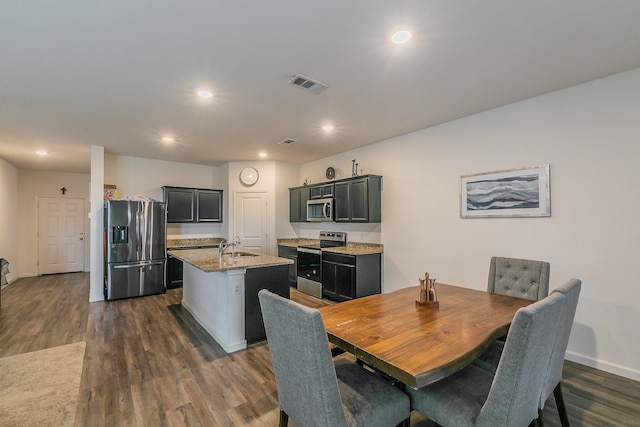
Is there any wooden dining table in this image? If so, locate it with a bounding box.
[318,283,533,389]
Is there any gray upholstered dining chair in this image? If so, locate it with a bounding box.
[258,289,411,427]
[539,278,581,426]
[473,256,551,372]
[472,279,581,426]
[487,256,550,301]
[406,291,566,427]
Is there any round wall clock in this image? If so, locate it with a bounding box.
[240,167,259,186]
[325,166,336,180]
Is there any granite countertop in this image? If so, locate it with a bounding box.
[168,247,293,272]
[276,238,320,248]
[276,238,383,255]
[322,242,384,255]
[167,237,226,249]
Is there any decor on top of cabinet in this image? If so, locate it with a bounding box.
[104,184,118,201]
[416,272,439,308]
[325,166,335,180]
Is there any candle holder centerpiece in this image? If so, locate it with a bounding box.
[416,272,439,308]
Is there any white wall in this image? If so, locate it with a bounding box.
[89,145,104,302]
[17,169,90,278]
[103,156,299,252]
[297,68,640,381]
[0,158,19,283]
[105,154,225,238]
[274,162,301,239]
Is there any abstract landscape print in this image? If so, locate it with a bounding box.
[460,164,550,218]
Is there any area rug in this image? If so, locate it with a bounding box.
[0,341,86,426]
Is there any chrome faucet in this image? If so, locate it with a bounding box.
[219,236,242,260]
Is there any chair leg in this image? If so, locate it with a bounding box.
[553,382,570,427]
[529,411,544,427]
[279,410,289,427]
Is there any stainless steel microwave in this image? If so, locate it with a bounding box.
[307,198,333,222]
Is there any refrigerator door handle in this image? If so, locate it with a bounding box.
[112,261,163,269]
[136,209,143,258]
[113,264,139,269]
[144,261,164,267]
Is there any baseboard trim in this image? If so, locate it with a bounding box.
[566,350,640,382]
[182,300,247,353]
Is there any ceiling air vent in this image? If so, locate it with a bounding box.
[288,74,328,94]
[278,138,297,145]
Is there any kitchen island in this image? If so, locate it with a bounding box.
[167,247,292,353]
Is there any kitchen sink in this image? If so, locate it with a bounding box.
[231,251,259,258]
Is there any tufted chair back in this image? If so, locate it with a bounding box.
[488,257,550,301]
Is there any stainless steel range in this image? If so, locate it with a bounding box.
[296,231,346,298]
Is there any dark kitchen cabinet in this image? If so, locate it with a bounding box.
[244,265,289,344]
[166,255,183,289]
[289,175,382,223]
[334,175,382,223]
[196,190,222,222]
[164,187,195,222]
[322,252,381,302]
[163,186,223,223]
[309,183,334,199]
[277,245,298,288]
[289,187,310,222]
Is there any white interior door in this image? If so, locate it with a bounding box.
[234,192,269,254]
[38,197,85,274]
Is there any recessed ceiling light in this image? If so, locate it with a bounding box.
[161,136,174,143]
[322,124,334,132]
[196,89,213,98]
[258,152,268,158]
[36,150,48,156]
[391,30,411,44]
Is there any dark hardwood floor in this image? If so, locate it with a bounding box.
[1,273,638,426]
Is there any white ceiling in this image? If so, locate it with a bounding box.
[2,1,640,174]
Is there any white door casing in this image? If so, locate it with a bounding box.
[234,192,269,254]
[38,197,85,274]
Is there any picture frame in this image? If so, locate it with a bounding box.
[460,164,550,218]
[104,184,118,201]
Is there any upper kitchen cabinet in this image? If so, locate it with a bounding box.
[289,186,310,222]
[163,186,223,223]
[334,175,382,223]
[196,189,223,222]
[309,183,334,199]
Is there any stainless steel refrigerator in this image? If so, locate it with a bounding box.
[104,200,167,300]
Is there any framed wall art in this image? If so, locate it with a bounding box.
[460,164,550,218]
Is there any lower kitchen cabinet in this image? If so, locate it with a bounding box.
[322,252,381,302]
[166,255,183,289]
[244,265,289,344]
[277,245,298,288]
